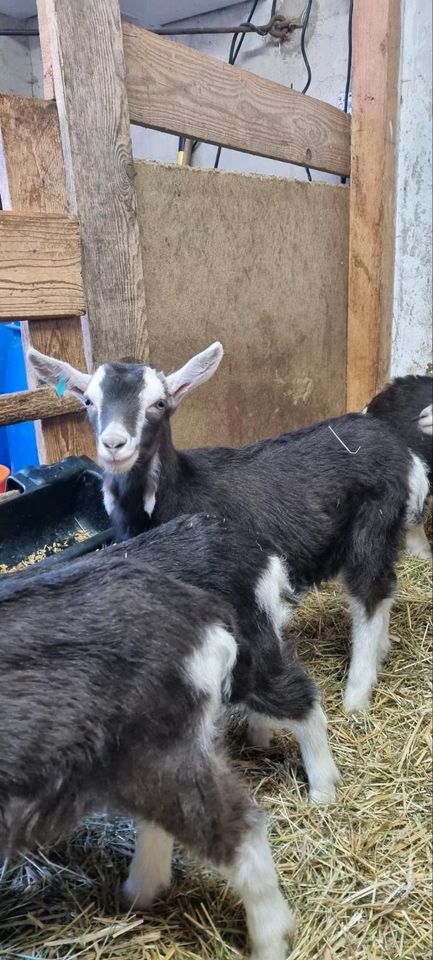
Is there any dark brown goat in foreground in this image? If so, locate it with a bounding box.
[0,557,293,960]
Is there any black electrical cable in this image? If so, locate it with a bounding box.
[299,0,314,180]
[214,0,260,169]
[341,0,353,184]
[300,0,313,95]
[343,0,353,113]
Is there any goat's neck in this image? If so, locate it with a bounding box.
[144,417,180,507]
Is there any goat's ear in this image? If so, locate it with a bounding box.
[165,342,224,405]
[27,348,91,399]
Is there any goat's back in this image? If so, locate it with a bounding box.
[152,414,411,583]
[0,557,234,855]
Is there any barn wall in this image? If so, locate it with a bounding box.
[135,161,349,449]
[391,0,432,377]
[0,1,430,382]
[131,0,350,184]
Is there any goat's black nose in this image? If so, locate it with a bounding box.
[102,437,127,450]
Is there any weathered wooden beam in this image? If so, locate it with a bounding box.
[346,0,400,410]
[0,387,82,427]
[0,211,84,320]
[0,92,94,461]
[37,0,149,366]
[122,22,351,178]
[0,94,64,213]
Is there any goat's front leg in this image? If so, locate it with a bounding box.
[123,821,173,910]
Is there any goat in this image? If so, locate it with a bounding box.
[0,556,293,960]
[28,345,429,713]
[364,375,432,560]
[7,512,340,803]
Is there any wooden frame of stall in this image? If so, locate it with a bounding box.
[0,0,400,464]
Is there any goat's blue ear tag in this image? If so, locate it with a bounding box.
[55,377,67,398]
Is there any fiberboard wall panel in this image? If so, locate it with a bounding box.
[135,161,349,449]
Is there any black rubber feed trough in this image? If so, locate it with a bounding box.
[0,456,113,572]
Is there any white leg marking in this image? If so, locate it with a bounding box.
[285,702,341,804]
[406,453,429,525]
[222,816,295,960]
[123,821,173,910]
[247,703,340,804]
[255,556,294,638]
[405,522,432,560]
[344,596,394,712]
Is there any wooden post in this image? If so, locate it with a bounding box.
[346,0,401,410]
[0,93,94,462]
[36,0,149,367]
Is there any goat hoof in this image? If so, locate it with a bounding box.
[250,905,295,960]
[310,784,338,805]
[343,689,371,713]
[121,879,164,912]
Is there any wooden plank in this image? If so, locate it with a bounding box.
[346,0,400,410]
[0,211,84,319]
[135,162,349,448]
[37,0,149,366]
[0,93,94,462]
[0,387,82,427]
[0,94,65,213]
[122,22,351,178]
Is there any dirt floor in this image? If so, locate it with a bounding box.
[0,552,431,960]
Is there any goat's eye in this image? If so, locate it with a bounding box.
[83,396,93,407]
[155,400,166,410]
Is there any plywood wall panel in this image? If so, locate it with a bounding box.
[135,162,349,449]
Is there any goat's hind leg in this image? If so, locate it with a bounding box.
[343,591,394,712]
[405,458,431,559]
[247,653,340,804]
[405,521,432,560]
[342,482,404,712]
[150,751,294,960]
[123,821,174,910]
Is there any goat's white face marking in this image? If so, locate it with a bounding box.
[84,364,105,414]
[87,364,168,473]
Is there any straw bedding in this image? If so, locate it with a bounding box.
[0,549,431,960]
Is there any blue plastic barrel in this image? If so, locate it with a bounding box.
[0,326,10,468]
[0,324,39,474]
